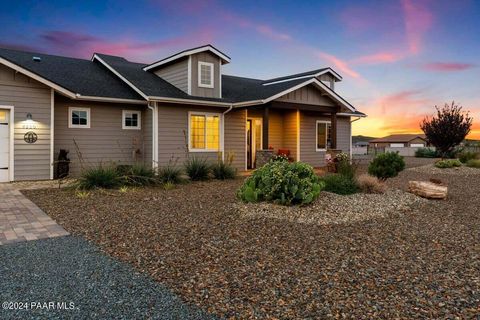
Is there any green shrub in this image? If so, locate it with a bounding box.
[184,157,210,181]
[466,159,480,168]
[211,161,236,180]
[75,165,122,190]
[368,152,405,181]
[458,151,479,163]
[434,159,462,168]
[415,147,438,158]
[320,174,358,195]
[271,154,289,162]
[336,157,357,180]
[122,164,157,186]
[237,161,323,205]
[158,165,183,184]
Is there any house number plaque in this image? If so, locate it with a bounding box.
[24,131,38,144]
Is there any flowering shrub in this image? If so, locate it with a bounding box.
[271,154,289,162]
[237,161,324,205]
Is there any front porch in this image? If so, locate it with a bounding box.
[244,101,344,169]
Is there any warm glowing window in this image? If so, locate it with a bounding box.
[198,62,214,88]
[316,121,331,151]
[69,107,90,128]
[189,112,220,151]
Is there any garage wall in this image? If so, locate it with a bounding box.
[0,64,52,181]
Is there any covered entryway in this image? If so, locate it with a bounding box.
[0,109,11,182]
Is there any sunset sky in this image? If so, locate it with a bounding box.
[1,0,479,138]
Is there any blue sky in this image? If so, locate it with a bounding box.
[1,0,479,137]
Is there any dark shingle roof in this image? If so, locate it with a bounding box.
[0,46,362,115]
[0,47,142,100]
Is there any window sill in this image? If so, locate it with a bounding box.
[122,126,141,130]
[198,83,214,89]
[188,149,220,153]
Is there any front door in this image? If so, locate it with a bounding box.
[246,118,262,169]
[0,110,10,182]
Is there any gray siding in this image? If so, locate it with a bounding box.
[154,58,188,93]
[0,64,51,181]
[54,96,147,176]
[317,74,335,90]
[143,107,153,166]
[277,84,335,106]
[283,110,298,160]
[300,112,351,167]
[224,109,246,170]
[157,104,246,171]
[190,52,221,98]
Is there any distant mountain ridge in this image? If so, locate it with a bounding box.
[352,135,377,144]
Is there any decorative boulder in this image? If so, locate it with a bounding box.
[408,181,448,200]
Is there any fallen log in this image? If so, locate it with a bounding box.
[408,181,448,200]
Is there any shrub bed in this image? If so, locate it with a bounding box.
[434,159,462,169]
[368,152,405,181]
[237,161,323,205]
[415,147,438,158]
[466,159,480,168]
[357,174,386,194]
[184,157,210,181]
[321,174,358,195]
[458,151,479,164]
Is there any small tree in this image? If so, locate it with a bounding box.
[421,102,473,158]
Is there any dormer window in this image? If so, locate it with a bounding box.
[198,61,214,88]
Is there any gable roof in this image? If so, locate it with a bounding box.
[370,134,427,143]
[0,45,365,116]
[262,67,342,85]
[0,47,144,102]
[143,44,231,71]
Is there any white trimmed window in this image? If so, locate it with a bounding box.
[189,112,221,151]
[198,61,214,88]
[69,107,90,128]
[316,120,332,151]
[122,110,141,130]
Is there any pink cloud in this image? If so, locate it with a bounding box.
[39,30,215,60]
[316,51,360,79]
[421,62,475,72]
[376,90,431,114]
[401,0,433,54]
[221,12,291,41]
[351,52,403,65]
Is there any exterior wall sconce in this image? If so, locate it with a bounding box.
[26,113,33,121]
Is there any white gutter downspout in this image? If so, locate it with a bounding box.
[221,105,233,161]
[147,101,158,169]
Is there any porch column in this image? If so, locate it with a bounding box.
[262,106,269,150]
[330,111,337,149]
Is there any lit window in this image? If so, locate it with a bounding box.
[69,107,90,128]
[198,62,214,88]
[316,121,331,151]
[122,110,141,130]
[189,112,220,151]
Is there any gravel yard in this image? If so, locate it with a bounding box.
[22,158,480,319]
[0,236,216,320]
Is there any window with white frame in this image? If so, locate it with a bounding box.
[316,120,332,151]
[69,107,90,128]
[122,110,141,130]
[198,61,214,88]
[189,112,221,151]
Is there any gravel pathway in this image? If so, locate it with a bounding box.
[0,236,217,320]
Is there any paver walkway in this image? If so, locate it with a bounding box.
[0,183,68,245]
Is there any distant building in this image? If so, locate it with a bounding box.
[354,141,369,147]
[369,134,430,149]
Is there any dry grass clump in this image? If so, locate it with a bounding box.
[357,174,387,194]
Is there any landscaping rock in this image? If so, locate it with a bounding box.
[408,181,448,199]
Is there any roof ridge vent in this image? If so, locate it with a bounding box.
[32,56,41,62]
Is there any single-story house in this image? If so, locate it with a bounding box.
[0,44,365,182]
[369,134,429,149]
